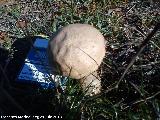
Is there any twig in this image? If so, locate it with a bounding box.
[132,61,160,69]
[115,22,160,88]
[123,91,160,110]
[133,26,160,50]
[126,4,136,15]
[129,81,145,97]
[150,40,160,50]
[132,26,146,38]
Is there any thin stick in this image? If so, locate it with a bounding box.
[123,91,160,110]
[115,22,160,88]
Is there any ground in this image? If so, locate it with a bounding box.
[0,0,160,119]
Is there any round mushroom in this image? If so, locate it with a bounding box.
[48,24,106,95]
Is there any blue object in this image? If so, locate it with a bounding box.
[17,38,67,89]
[34,38,49,48]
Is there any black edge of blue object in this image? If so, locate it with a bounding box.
[17,37,55,89]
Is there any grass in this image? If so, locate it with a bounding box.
[0,0,160,119]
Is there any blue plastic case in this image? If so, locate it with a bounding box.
[17,38,67,89]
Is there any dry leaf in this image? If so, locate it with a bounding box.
[0,31,7,44]
[0,0,15,6]
[16,20,28,29]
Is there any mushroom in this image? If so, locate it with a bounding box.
[48,24,106,95]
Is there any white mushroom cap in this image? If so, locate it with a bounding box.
[48,24,105,80]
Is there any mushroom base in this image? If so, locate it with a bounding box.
[79,71,101,96]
